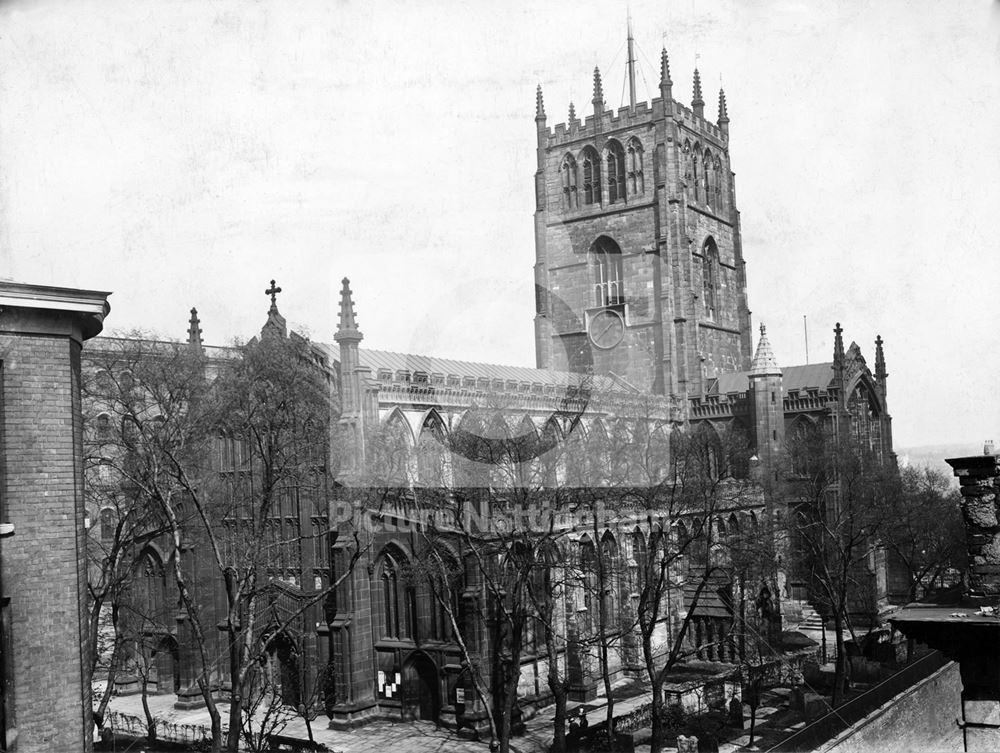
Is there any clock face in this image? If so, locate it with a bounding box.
[589,309,625,350]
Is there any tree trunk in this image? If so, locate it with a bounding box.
[648,681,665,753]
[226,624,244,753]
[832,611,847,707]
[93,637,123,732]
[140,671,157,744]
[546,631,568,753]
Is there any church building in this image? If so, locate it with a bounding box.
[82,35,896,736]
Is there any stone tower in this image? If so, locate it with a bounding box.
[533,46,752,408]
[748,324,785,475]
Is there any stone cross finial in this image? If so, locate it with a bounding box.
[265,279,282,307]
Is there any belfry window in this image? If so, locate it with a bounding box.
[626,138,644,195]
[692,151,700,202]
[592,236,624,307]
[582,147,600,205]
[702,238,719,320]
[561,154,578,209]
[703,150,713,206]
[605,140,626,203]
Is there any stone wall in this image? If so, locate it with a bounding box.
[822,661,962,753]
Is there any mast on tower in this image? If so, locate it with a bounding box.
[626,11,637,111]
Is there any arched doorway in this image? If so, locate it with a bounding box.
[401,652,439,721]
[264,633,301,708]
[150,635,179,694]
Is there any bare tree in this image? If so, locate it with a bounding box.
[882,465,964,602]
[786,438,897,706]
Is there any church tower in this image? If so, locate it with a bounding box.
[533,40,752,408]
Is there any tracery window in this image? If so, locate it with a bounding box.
[692,148,701,202]
[703,149,713,206]
[582,147,601,205]
[713,156,724,211]
[379,549,412,639]
[591,236,624,307]
[626,138,644,195]
[561,154,578,209]
[605,140,626,203]
[702,238,719,320]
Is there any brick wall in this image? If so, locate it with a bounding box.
[0,329,92,752]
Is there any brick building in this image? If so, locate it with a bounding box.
[0,281,110,753]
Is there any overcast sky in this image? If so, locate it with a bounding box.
[1,0,997,450]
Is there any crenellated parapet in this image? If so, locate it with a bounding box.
[543,97,728,149]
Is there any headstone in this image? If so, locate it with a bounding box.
[728,696,744,729]
[677,734,699,753]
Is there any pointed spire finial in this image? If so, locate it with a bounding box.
[750,322,781,377]
[568,101,577,123]
[187,307,203,349]
[335,277,363,344]
[592,66,605,111]
[692,68,705,117]
[660,47,673,86]
[535,84,545,120]
[718,88,729,132]
[875,335,887,382]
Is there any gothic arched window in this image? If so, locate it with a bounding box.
[703,149,713,206]
[581,147,601,205]
[561,154,578,209]
[379,549,411,639]
[691,145,701,202]
[605,140,626,203]
[702,238,719,320]
[713,156,724,211]
[591,236,624,307]
[626,138,644,195]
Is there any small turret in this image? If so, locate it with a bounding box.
[875,335,887,383]
[692,68,705,118]
[660,47,673,102]
[750,324,781,377]
[334,277,363,345]
[592,66,605,116]
[718,88,729,134]
[334,278,367,479]
[187,307,203,350]
[535,84,546,122]
[833,322,845,382]
[748,324,784,479]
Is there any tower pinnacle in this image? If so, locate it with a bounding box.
[592,66,605,113]
[535,85,545,121]
[692,68,705,118]
[659,47,673,105]
[187,307,202,349]
[875,335,887,383]
[568,101,577,125]
[335,277,363,344]
[718,88,729,133]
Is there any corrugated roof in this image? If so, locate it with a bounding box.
[713,362,834,395]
